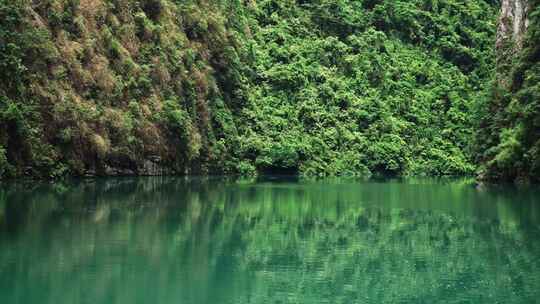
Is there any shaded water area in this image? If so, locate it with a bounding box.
[0,177,539,303]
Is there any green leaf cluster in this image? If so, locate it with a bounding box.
[235,0,496,176]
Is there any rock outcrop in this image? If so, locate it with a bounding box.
[496,0,530,56]
[476,0,540,183]
[495,0,531,89]
[497,0,530,51]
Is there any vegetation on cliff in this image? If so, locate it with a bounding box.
[476,0,540,183]
[236,0,496,176]
[0,0,251,178]
[2,0,537,181]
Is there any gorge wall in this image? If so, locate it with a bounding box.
[5,0,537,181]
[0,0,251,178]
[476,0,540,183]
[497,0,529,50]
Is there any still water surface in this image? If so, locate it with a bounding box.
[0,177,539,303]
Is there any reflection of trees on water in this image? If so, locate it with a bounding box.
[0,178,539,303]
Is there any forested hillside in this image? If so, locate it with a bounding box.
[0,0,252,178]
[0,0,537,182]
[238,0,497,176]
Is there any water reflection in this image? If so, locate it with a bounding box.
[0,177,539,303]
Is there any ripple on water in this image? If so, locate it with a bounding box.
[0,177,539,304]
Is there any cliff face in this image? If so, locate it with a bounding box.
[476,0,540,183]
[0,0,250,178]
[495,0,530,85]
[497,0,529,50]
[0,0,502,179]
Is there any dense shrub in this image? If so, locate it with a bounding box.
[0,0,251,177]
[236,0,497,176]
[6,0,536,180]
[476,0,540,183]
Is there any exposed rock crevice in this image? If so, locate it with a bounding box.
[497,0,530,51]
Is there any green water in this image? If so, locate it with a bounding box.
[0,177,539,304]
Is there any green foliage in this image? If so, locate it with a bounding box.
[477,0,540,183]
[161,99,201,161]
[0,0,59,178]
[235,0,496,176]
[6,0,534,180]
[0,0,29,94]
[0,0,251,177]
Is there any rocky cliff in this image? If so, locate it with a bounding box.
[497,0,530,50]
[0,0,506,179]
[476,0,540,183]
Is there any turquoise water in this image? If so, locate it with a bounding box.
[0,177,539,303]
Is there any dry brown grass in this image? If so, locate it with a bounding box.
[152,57,171,86]
[82,39,97,64]
[137,121,163,154]
[91,133,110,158]
[72,93,100,121]
[90,55,115,94]
[192,66,209,96]
[107,13,121,30]
[118,23,140,56]
[113,0,135,23]
[147,94,164,114]
[55,31,95,90]
[102,108,125,131]
[49,0,65,16]
[28,83,50,103]
[51,90,98,125]
[189,41,211,62]
[159,1,175,25]
[57,31,84,63]
[27,6,47,29]
[171,72,185,97]
[70,62,95,90]
[140,104,152,117]
[79,0,106,23]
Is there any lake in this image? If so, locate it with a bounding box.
[0,177,539,303]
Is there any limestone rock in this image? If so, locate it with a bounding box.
[497,0,530,51]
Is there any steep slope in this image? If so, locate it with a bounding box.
[0,0,250,178]
[476,0,540,183]
[236,0,498,176]
[1,0,500,178]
